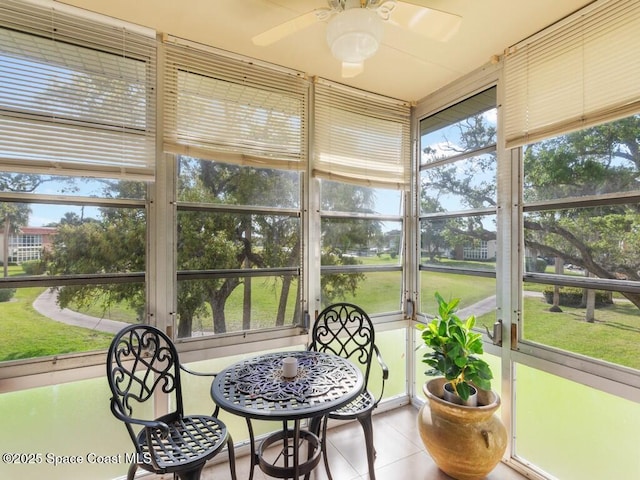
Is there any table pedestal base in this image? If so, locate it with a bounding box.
[258,429,321,478]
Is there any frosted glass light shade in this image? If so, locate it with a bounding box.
[326,8,383,64]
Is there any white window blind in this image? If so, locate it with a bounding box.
[313,79,411,190]
[0,0,157,179]
[504,0,640,149]
[163,36,308,170]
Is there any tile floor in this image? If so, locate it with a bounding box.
[199,404,528,480]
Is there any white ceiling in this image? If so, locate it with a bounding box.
[56,0,594,102]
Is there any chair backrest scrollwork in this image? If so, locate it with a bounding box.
[107,325,184,442]
[309,303,375,389]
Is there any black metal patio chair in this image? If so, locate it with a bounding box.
[308,303,389,480]
[106,324,237,480]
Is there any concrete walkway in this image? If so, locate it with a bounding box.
[458,295,497,319]
[33,288,129,334]
[457,290,549,319]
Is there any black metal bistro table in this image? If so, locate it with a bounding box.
[211,351,364,479]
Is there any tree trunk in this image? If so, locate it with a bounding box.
[243,277,251,330]
[207,278,239,334]
[293,279,301,324]
[550,257,563,312]
[210,295,227,334]
[178,312,193,338]
[3,215,9,278]
[243,224,252,330]
[585,271,595,323]
[276,275,292,326]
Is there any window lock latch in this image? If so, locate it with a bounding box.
[485,319,503,346]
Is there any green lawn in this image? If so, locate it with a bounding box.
[519,294,640,369]
[0,287,113,361]
[1,258,640,370]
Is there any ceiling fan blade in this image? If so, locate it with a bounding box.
[389,1,462,42]
[252,9,327,46]
[341,61,365,78]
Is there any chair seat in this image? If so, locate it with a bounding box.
[136,414,229,473]
[326,390,375,420]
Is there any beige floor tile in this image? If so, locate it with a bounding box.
[197,404,527,480]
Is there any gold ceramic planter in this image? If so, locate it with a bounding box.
[418,378,507,480]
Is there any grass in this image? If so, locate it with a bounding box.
[520,295,640,369]
[1,258,640,370]
[420,272,496,312]
[0,287,113,361]
[67,294,140,323]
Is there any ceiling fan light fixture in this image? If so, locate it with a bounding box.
[326,8,383,66]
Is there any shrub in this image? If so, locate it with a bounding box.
[21,260,46,275]
[525,256,548,273]
[543,286,612,307]
[0,288,16,302]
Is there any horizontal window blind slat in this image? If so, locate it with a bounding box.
[504,0,640,148]
[164,143,305,171]
[0,115,153,166]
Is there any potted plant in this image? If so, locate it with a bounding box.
[416,292,492,406]
[416,292,507,480]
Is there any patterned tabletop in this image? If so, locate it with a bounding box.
[211,351,364,421]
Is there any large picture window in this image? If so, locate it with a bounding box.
[0,174,147,362]
[418,87,497,320]
[0,1,155,365]
[520,114,640,372]
[320,180,404,314]
[313,80,409,318]
[176,158,302,338]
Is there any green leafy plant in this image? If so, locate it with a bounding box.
[417,292,493,402]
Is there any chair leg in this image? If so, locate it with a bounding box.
[126,462,137,480]
[321,416,334,480]
[357,414,376,480]
[175,462,205,480]
[227,437,238,480]
[303,416,324,480]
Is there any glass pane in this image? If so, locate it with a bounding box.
[0,202,146,276]
[54,207,145,276]
[523,115,640,201]
[419,270,496,325]
[524,205,640,283]
[176,157,302,339]
[0,29,148,128]
[176,276,300,338]
[320,271,402,314]
[321,218,403,266]
[0,284,143,362]
[420,215,497,270]
[320,180,402,215]
[178,157,300,208]
[420,154,497,213]
[177,211,300,271]
[419,87,496,165]
[0,173,146,362]
[521,283,640,369]
[0,174,146,199]
[515,365,640,479]
[177,71,303,160]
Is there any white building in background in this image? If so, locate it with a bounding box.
[0,226,56,265]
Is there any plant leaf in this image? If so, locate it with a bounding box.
[457,382,471,401]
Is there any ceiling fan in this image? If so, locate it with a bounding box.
[252,0,462,78]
